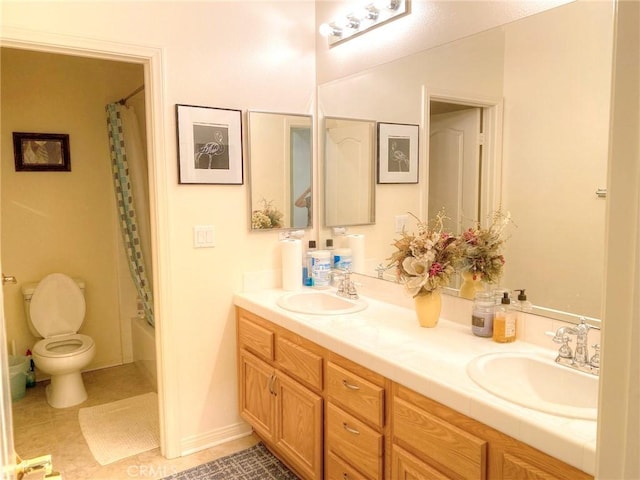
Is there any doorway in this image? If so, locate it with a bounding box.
[0,29,176,474]
[425,94,503,232]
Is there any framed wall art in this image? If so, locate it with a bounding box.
[377,122,419,184]
[176,104,243,184]
[13,132,71,172]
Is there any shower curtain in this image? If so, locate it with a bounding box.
[106,102,154,326]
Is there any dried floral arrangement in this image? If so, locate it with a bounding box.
[388,211,461,297]
[251,199,283,229]
[457,211,511,284]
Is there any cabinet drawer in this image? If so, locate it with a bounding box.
[238,315,274,361]
[327,362,384,428]
[327,451,369,480]
[326,402,383,480]
[276,336,323,391]
[393,397,487,480]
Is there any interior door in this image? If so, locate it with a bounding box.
[428,108,482,234]
[0,269,17,479]
[325,119,375,226]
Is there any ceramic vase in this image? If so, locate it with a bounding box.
[414,291,441,328]
[459,271,483,300]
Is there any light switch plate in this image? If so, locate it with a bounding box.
[395,215,408,233]
[194,225,215,248]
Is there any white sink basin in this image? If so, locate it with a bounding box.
[467,352,598,420]
[277,290,367,315]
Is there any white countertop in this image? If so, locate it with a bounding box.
[233,287,597,475]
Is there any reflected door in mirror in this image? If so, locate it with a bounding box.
[325,117,375,227]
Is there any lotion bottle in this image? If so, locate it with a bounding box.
[302,240,317,286]
[493,292,516,343]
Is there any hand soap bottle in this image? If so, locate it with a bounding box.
[493,292,516,343]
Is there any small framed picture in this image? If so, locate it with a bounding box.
[377,122,419,184]
[176,104,243,184]
[13,132,71,172]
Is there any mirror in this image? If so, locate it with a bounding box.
[249,111,312,230]
[318,1,614,322]
[324,117,376,226]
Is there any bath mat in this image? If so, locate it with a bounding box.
[162,443,299,480]
[78,392,160,465]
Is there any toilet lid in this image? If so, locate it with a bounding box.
[30,273,86,338]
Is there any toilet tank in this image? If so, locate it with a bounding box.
[21,278,85,338]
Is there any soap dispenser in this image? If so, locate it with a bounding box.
[514,289,532,312]
[302,240,317,286]
[493,292,516,343]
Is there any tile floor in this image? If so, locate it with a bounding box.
[12,363,257,479]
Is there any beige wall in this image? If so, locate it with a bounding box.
[1,0,316,455]
[0,48,144,369]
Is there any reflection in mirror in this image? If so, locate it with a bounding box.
[248,112,312,230]
[318,1,614,323]
[324,117,376,227]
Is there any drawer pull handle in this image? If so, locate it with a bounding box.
[268,374,277,396]
[342,422,360,435]
[343,474,349,480]
[342,379,360,390]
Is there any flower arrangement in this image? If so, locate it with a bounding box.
[251,199,283,229]
[456,211,511,284]
[388,211,460,297]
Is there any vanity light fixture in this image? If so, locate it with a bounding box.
[319,0,408,47]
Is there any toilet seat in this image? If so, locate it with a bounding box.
[30,273,86,338]
[33,334,94,359]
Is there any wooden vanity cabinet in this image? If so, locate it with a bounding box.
[391,384,593,480]
[237,309,323,480]
[237,307,592,480]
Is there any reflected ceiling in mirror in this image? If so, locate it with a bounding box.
[317,1,614,322]
[248,111,312,230]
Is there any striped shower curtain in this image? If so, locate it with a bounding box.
[106,103,154,326]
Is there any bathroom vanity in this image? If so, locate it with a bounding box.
[234,288,596,480]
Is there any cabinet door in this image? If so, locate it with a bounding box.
[274,370,324,480]
[392,445,452,480]
[239,350,276,441]
[502,453,561,480]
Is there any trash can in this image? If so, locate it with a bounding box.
[9,355,29,402]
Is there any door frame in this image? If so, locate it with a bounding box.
[423,88,504,228]
[0,26,179,459]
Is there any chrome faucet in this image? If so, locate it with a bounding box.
[331,268,359,299]
[375,263,395,280]
[551,318,600,375]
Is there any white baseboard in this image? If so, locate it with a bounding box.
[180,421,253,456]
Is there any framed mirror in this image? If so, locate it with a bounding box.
[248,111,312,230]
[318,0,614,323]
[324,117,376,227]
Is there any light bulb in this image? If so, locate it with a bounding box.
[319,23,341,37]
[335,15,360,30]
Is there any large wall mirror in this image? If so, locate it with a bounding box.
[318,0,614,323]
[249,111,312,230]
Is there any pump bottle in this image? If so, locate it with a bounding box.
[493,292,516,343]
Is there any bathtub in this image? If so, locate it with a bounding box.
[131,316,157,390]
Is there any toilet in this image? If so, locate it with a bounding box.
[22,273,95,408]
